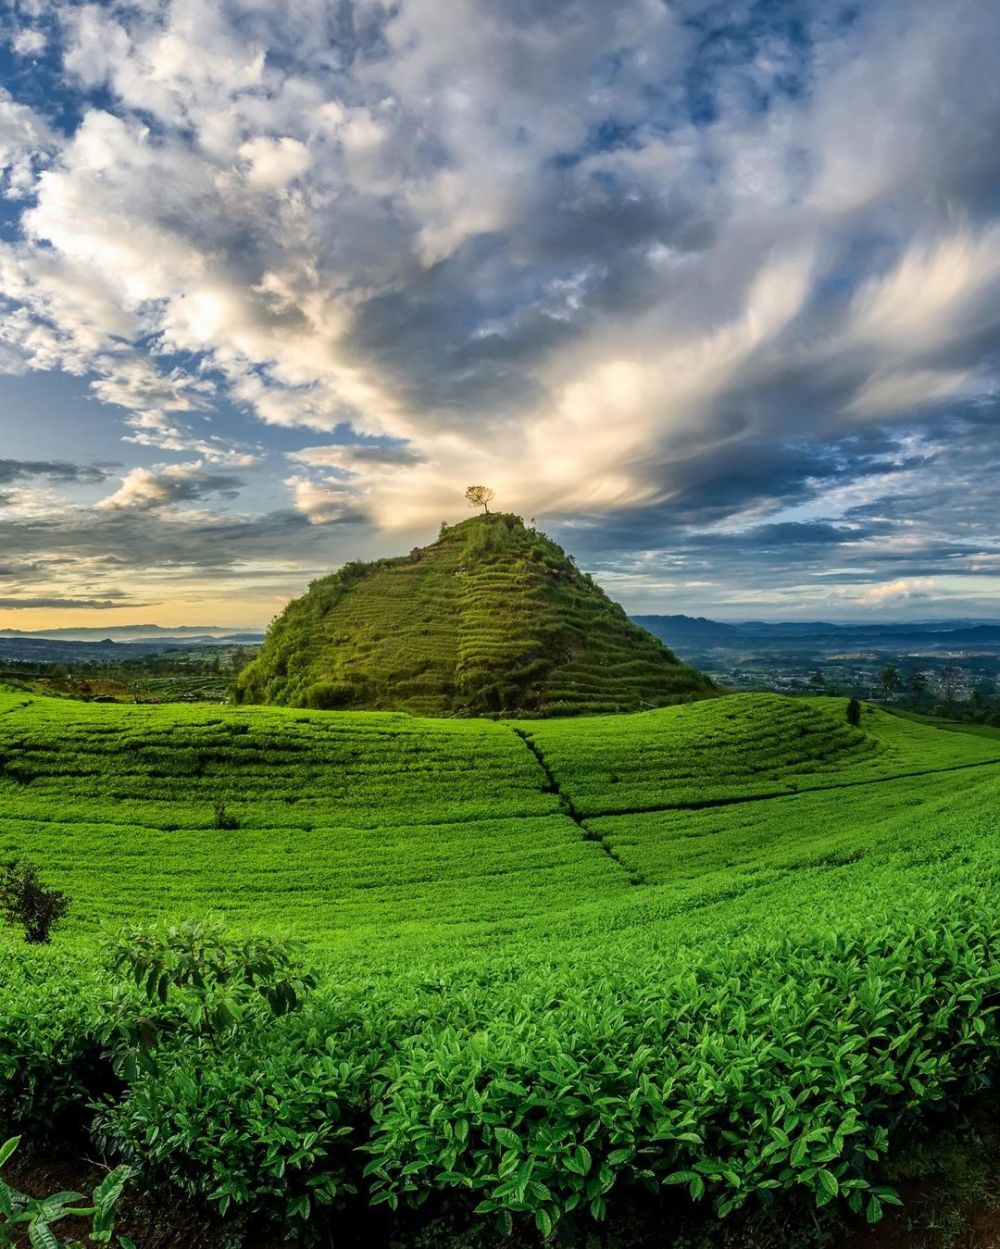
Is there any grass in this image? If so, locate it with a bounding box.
[234,513,715,716]
[520,693,1000,816]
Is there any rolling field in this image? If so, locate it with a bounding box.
[1,689,997,954]
[3,687,1000,1243]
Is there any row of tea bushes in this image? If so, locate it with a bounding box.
[3,884,1000,1238]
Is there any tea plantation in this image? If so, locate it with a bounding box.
[2,688,1000,1245]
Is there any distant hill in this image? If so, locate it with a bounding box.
[0,633,263,664]
[632,614,741,643]
[236,513,715,716]
[634,615,1000,649]
[0,624,263,643]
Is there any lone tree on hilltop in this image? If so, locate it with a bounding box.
[846,697,862,726]
[465,485,495,515]
[0,858,70,944]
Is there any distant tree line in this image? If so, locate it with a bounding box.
[808,661,999,726]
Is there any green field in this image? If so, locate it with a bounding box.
[3,688,1000,1243]
[2,689,997,953]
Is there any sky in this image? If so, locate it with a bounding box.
[0,0,999,629]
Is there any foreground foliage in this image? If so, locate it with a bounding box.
[0,1137,133,1249]
[4,880,1000,1239]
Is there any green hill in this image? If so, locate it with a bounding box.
[1,689,995,945]
[234,512,715,715]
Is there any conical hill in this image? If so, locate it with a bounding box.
[235,513,716,716]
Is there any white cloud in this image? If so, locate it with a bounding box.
[11,28,46,56]
[850,577,936,607]
[284,473,358,524]
[0,90,56,196]
[239,136,311,191]
[97,461,242,511]
[0,0,997,562]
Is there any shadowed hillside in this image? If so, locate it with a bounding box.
[234,512,715,715]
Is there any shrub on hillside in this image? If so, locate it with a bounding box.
[0,949,112,1132]
[302,680,361,710]
[0,858,70,944]
[846,698,862,726]
[211,802,240,830]
[105,917,316,1068]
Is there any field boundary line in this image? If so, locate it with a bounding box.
[510,727,644,885]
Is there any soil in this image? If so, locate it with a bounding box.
[8,1144,1000,1249]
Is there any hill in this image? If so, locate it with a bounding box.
[235,512,715,715]
[2,690,1000,1243]
[634,613,1000,648]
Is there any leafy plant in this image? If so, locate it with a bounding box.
[211,802,239,830]
[0,1136,133,1249]
[0,860,70,945]
[105,918,316,1074]
[846,697,862,726]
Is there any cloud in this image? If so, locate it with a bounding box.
[0,0,998,619]
[12,31,45,57]
[0,458,112,486]
[239,137,312,191]
[0,88,55,196]
[97,462,244,511]
[289,443,425,472]
[0,595,149,610]
[850,578,937,607]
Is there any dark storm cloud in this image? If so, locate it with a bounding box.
[0,459,113,486]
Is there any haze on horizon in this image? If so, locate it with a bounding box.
[0,0,998,630]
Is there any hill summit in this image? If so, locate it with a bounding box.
[235,513,715,716]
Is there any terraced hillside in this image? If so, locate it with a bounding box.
[520,691,997,814]
[1,688,996,952]
[235,512,715,716]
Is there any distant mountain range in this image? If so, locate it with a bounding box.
[0,624,264,643]
[633,616,1000,648]
[0,628,265,664]
[3,614,999,670]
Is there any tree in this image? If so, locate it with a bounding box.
[907,666,928,700]
[0,858,70,944]
[846,697,862,727]
[880,663,901,703]
[465,485,495,515]
[941,662,960,708]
